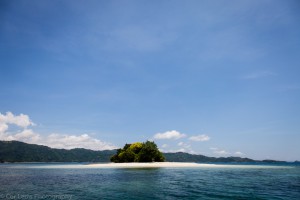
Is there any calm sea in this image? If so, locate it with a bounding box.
[0,163,299,200]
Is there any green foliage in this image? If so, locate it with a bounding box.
[123,143,131,151]
[110,141,165,163]
[2,140,282,163]
[119,150,135,162]
[163,152,256,163]
[129,142,143,154]
[137,141,164,162]
[0,141,116,162]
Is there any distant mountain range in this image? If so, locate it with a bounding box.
[0,140,115,162]
[0,140,296,163]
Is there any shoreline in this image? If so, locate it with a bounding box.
[88,162,204,168]
[13,162,293,169]
[87,162,290,168]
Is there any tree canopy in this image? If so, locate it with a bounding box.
[110,141,165,163]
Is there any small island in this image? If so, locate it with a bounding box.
[110,141,165,163]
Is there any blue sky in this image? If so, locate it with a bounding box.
[1,0,300,161]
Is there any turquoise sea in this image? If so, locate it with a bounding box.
[0,163,299,200]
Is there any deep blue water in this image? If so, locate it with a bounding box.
[0,163,299,200]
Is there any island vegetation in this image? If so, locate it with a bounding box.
[0,140,115,162]
[0,140,294,164]
[110,141,165,162]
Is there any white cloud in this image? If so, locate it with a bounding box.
[161,148,187,153]
[214,150,229,155]
[0,112,34,128]
[0,123,8,133]
[177,148,186,152]
[161,141,194,154]
[159,149,174,153]
[178,142,191,148]
[189,134,210,142]
[235,151,245,156]
[162,144,168,148]
[175,142,193,153]
[44,133,116,150]
[153,130,186,140]
[14,129,41,143]
[0,112,37,142]
[210,148,245,157]
[210,147,230,155]
[161,148,196,154]
[0,112,117,150]
[0,128,41,144]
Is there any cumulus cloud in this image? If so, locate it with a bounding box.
[177,148,186,152]
[189,134,210,142]
[0,112,117,150]
[210,148,245,157]
[0,112,36,141]
[160,141,195,154]
[210,147,230,155]
[172,142,193,153]
[0,123,8,134]
[234,151,245,156]
[44,133,116,150]
[178,142,191,148]
[153,130,186,140]
[0,112,34,128]
[215,150,229,155]
[14,129,41,143]
[163,148,196,154]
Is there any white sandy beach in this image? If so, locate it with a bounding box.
[87,162,289,169]
[23,162,291,169]
[88,162,206,168]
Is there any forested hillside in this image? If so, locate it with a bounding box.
[0,141,288,163]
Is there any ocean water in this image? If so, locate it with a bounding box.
[0,163,299,200]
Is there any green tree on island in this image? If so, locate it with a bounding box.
[110,141,165,163]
